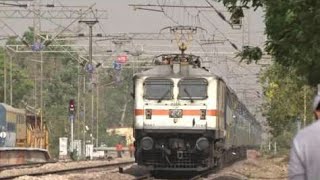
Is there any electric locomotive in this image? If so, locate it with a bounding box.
[133,53,261,171]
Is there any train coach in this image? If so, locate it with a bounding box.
[132,53,261,172]
[0,103,26,147]
[0,103,50,165]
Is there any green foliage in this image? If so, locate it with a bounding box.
[0,49,33,106]
[237,46,263,64]
[22,27,35,44]
[264,0,320,86]
[44,56,78,157]
[2,27,80,157]
[100,134,125,147]
[70,149,79,161]
[218,0,320,145]
[100,69,134,128]
[260,63,315,137]
[215,0,263,11]
[229,6,245,22]
[218,0,320,86]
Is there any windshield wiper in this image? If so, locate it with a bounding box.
[158,89,170,103]
[184,88,194,103]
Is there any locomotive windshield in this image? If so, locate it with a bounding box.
[144,78,173,100]
[178,78,208,100]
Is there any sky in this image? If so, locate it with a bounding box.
[0,0,265,43]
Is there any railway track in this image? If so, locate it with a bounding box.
[132,159,247,180]
[0,161,57,171]
[133,170,246,180]
[0,157,115,172]
[190,171,247,180]
[0,160,135,180]
[134,173,153,180]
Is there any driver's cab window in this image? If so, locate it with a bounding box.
[144,78,173,100]
[178,78,208,100]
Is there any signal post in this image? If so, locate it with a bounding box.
[69,99,75,152]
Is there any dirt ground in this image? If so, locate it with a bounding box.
[0,157,135,180]
[212,151,288,180]
[1,150,289,180]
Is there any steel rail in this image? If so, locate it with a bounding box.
[0,161,57,171]
[133,173,152,180]
[0,160,135,180]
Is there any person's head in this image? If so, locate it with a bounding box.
[313,95,320,119]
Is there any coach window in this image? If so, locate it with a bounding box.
[178,78,208,100]
[7,122,16,132]
[144,78,173,100]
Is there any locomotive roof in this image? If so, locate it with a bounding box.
[0,103,25,114]
[134,64,221,79]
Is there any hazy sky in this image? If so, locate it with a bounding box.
[1,0,265,46]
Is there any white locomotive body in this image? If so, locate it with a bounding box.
[133,54,261,171]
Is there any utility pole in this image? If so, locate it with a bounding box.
[31,0,41,131]
[70,114,74,152]
[33,57,37,126]
[79,20,98,146]
[33,0,41,40]
[40,50,43,131]
[3,52,6,104]
[303,86,307,127]
[82,75,86,157]
[68,99,75,152]
[9,54,12,105]
[77,64,80,141]
[96,73,99,147]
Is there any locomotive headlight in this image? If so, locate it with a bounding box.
[0,131,6,139]
[140,137,154,151]
[200,109,206,120]
[196,137,209,151]
[169,109,182,118]
[145,109,152,119]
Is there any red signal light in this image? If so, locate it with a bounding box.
[69,99,75,113]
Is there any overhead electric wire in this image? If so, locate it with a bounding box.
[205,0,233,27]
[0,2,27,7]
[157,0,240,52]
[193,8,258,74]
[198,9,240,51]
[157,0,180,25]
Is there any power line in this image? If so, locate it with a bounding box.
[198,10,240,51]
[129,4,214,9]
[156,0,180,25]
[205,0,233,27]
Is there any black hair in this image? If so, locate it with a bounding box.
[317,102,320,111]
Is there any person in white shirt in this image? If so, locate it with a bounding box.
[288,91,320,180]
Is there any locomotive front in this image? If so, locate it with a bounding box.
[133,54,225,171]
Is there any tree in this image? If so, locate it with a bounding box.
[260,63,314,137]
[217,0,320,86]
[216,0,320,141]
[264,0,320,86]
[0,49,33,106]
